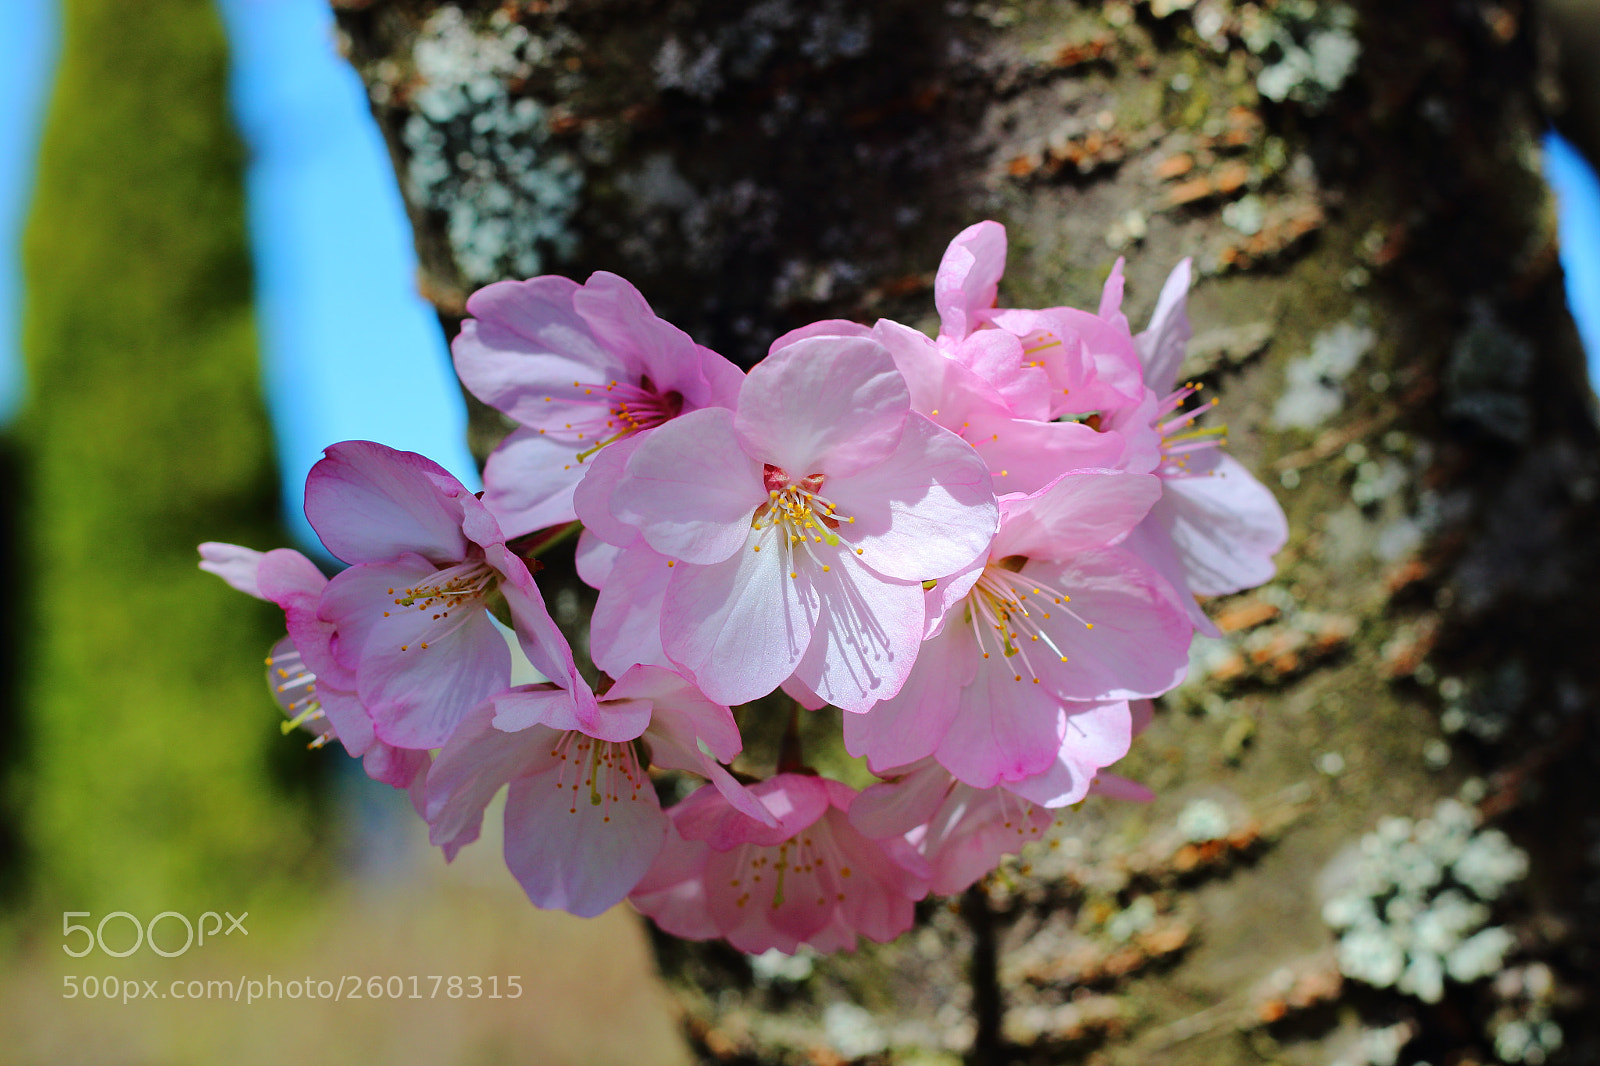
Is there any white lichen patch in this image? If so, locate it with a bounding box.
[1244,1,1360,110]
[823,1002,889,1059]
[1271,320,1377,429]
[1322,794,1527,1003]
[1329,1021,1416,1066]
[1178,798,1232,842]
[403,6,582,284]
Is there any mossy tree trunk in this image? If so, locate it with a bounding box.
[334,2,1600,1063]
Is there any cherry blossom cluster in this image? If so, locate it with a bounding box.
[201,221,1286,954]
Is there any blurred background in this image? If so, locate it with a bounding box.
[3,0,1600,1064]
[0,0,685,1062]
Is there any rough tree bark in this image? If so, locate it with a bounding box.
[331,1,1599,1063]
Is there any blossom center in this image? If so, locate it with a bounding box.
[965,559,1091,683]
[386,559,501,652]
[548,732,648,823]
[728,827,851,912]
[1154,382,1226,478]
[265,637,332,749]
[547,375,685,465]
[750,466,859,576]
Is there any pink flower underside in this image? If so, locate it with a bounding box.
[851,763,1055,895]
[425,702,667,918]
[637,776,928,953]
[303,441,476,566]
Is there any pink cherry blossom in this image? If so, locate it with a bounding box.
[453,271,744,536]
[630,773,930,954]
[934,221,1146,426]
[305,440,591,748]
[424,664,763,917]
[851,759,1055,895]
[582,334,998,712]
[198,542,428,788]
[851,740,1156,896]
[842,469,1190,793]
[873,317,1129,492]
[1120,260,1289,631]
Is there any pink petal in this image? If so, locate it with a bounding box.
[574,528,626,588]
[355,605,512,749]
[1001,700,1133,808]
[790,552,926,714]
[570,432,648,549]
[1157,453,1286,596]
[842,622,975,772]
[424,704,556,855]
[661,539,817,707]
[1119,519,1220,637]
[198,542,265,598]
[935,220,1007,341]
[1135,258,1193,396]
[315,555,437,683]
[874,318,1014,424]
[304,441,472,566]
[487,684,648,742]
[921,783,1052,894]
[733,335,910,479]
[454,275,624,424]
[780,674,829,710]
[491,545,595,725]
[629,829,719,940]
[1010,549,1193,701]
[675,775,831,850]
[255,548,329,607]
[608,664,739,763]
[768,318,874,355]
[1098,257,1127,321]
[958,331,1053,422]
[823,413,997,583]
[850,759,951,838]
[991,469,1162,559]
[972,416,1131,493]
[573,272,730,403]
[478,426,586,536]
[587,541,674,676]
[503,752,667,917]
[362,743,430,790]
[935,665,1072,789]
[612,408,766,564]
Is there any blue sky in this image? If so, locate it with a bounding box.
[217,0,478,556]
[0,0,56,425]
[1,0,476,558]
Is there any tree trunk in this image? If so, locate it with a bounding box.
[332,1,1600,1062]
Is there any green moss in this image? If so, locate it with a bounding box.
[16,0,321,917]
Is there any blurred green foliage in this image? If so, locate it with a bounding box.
[12,0,323,919]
